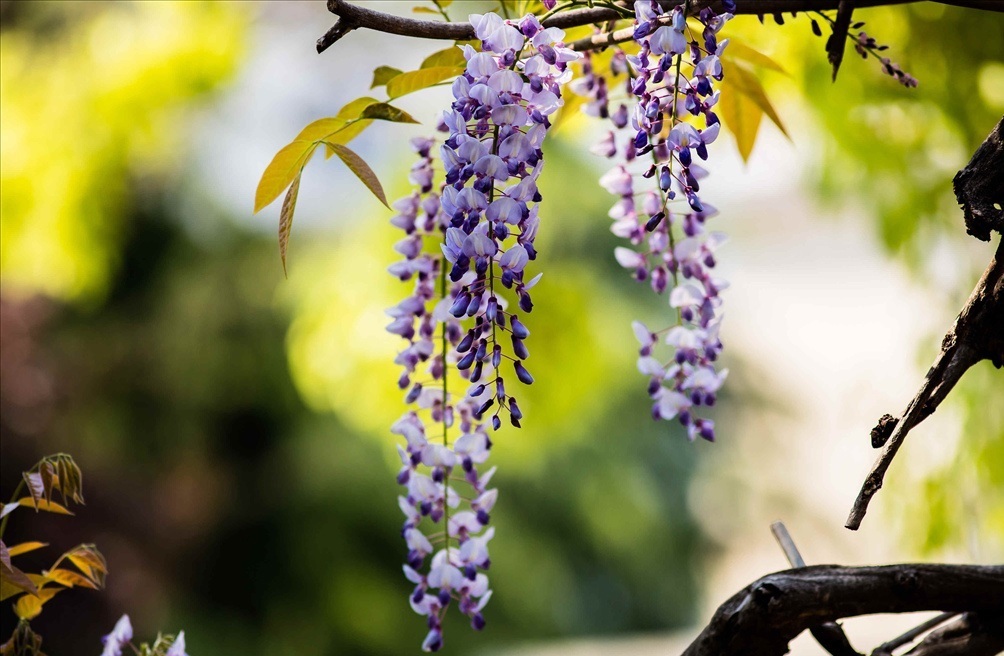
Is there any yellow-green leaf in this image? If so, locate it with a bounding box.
[279,174,300,275]
[371,66,403,89]
[412,6,439,13]
[334,96,381,122]
[723,41,789,76]
[327,144,388,208]
[13,586,60,621]
[718,80,763,162]
[421,46,465,70]
[386,66,462,99]
[254,140,317,213]
[359,103,419,124]
[6,542,47,558]
[18,497,73,515]
[728,63,789,139]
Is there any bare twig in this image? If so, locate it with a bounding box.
[770,522,863,656]
[680,564,1004,656]
[317,0,1004,54]
[872,612,958,655]
[846,118,1004,531]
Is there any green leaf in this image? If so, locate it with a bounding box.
[723,41,789,76]
[370,66,403,89]
[359,103,420,124]
[728,63,789,139]
[386,66,462,99]
[254,140,317,213]
[327,144,388,207]
[421,46,465,70]
[278,174,300,275]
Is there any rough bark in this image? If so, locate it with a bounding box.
[681,565,1004,656]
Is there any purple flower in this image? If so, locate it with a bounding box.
[101,615,133,656]
[166,632,188,656]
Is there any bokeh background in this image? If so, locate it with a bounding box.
[1,1,1002,654]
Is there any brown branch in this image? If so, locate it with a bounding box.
[317,0,1004,54]
[953,116,1004,241]
[680,564,1004,656]
[903,612,1004,656]
[770,522,863,656]
[846,118,1004,531]
[827,0,856,80]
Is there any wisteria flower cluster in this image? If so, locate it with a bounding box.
[101,615,187,656]
[384,12,577,651]
[586,1,735,442]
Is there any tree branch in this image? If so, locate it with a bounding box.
[317,0,1004,54]
[903,612,1004,656]
[681,564,1004,656]
[953,116,1004,241]
[771,522,863,656]
[845,117,1004,531]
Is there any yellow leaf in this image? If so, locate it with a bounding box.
[253,140,318,213]
[327,144,388,208]
[421,46,465,70]
[13,586,60,621]
[728,63,789,139]
[43,568,99,590]
[718,81,763,163]
[412,6,439,13]
[64,544,107,586]
[279,174,300,275]
[17,497,73,515]
[386,66,462,99]
[6,542,47,557]
[723,41,789,76]
[334,96,381,122]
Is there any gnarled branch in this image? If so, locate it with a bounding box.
[681,564,1004,656]
[317,0,1004,54]
[846,117,1004,530]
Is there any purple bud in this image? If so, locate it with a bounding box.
[457,331,475,353]
[512,337,529,360]
[514,361,534,385]
[510,316,530,339]
[457,351,476,370]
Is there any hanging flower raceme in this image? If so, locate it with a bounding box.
[441,11,577,430]
[384,13,577,651]
[584,0,733,442]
